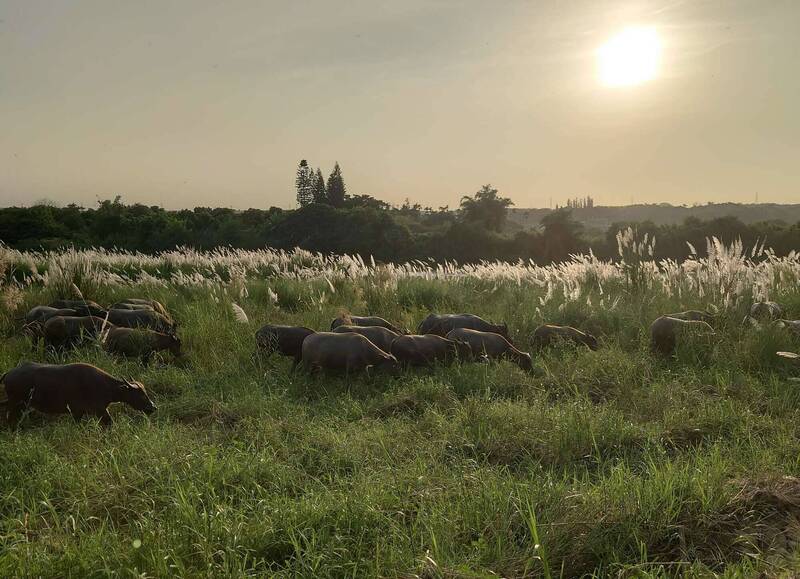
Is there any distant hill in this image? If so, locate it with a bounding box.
[507,203,800,234]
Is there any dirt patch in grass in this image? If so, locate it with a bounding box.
[368,387,457,419]
[706,476,800,562]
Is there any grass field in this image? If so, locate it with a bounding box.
[2,238,800,577]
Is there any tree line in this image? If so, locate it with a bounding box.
[2,190,798,265]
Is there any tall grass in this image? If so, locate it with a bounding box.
[0,238,799,576]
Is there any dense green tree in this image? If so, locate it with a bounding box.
[459,184,514,232]
[312,168,327,204]
[2,196,800,266]
[326,162,347,208]
[540,208,584,261]
[295,160,314,206]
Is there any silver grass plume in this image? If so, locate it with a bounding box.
[231,303,249,324]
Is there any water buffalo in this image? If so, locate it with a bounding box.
[21,306,78,325]
[255,324,316,364]
[1,362,156,426]
[332,325,399,353]
[663,310,716,324]
[49,299,106,317]
[446,328,533,372]
[650,316,715,356]
[750,301,783,320]
[105,327,181,361]
[389,334,471,367]
[417,313,510,340]
[112,299,170,317]
[43,315,112,348]
[330,315,406,334]
[531,325,599,351]
[111,303,154,311]
[301,332,399,374]
[107,309,175,334]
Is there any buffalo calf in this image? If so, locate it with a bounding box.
[531,325,599,351]
[417,313,510,340]
[256,324,315,364]
[332,325,399,353]
[390,334,470,367]
[446,328,533,372]
[650,316,715,356]
[330,315,406,334]
[105,327,181,361]
[301,332,398,374]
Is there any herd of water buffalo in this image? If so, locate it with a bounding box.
[0,297,797,428]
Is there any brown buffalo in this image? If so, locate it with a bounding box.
[43,315,112,348]
[531,324,599,351]
[389,334,471,367]
[446,328,533,371]
[664,310,716,324]
[107,309,175,334]
[301,332,399,374]
[105,327,181,361]
[332,324,399,353]
[417,313,510,340]
[1,362,156,426]
[255,324,316,364]
[650,316,715,356]
[113,298,170,317]
[21,306,78,325]
[330,315,406,334]
[49,299,107,317]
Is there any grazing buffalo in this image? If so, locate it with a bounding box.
[663,310,716,325]
[1,362,156,426]
[332,325,399,353]
[105,327,181,361]
[650,316,715,356]
[389,334,471,367]
[531,325,599,351]
[107,309,175,334]
[49,299,106,317]
[111,303,154,312]
[446,328,533,372]
[255,324,316,364]
[330,315,406,334]
[112,298,170,317]
[417,313,510,340]
[43,315,111,348]
[750,301,783,320]
[21,306,78,325]
[301,332,399,374]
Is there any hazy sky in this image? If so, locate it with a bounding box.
[1,0,798,209]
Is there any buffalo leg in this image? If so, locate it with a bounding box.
[96,409,113,426]
[6,400,25,429]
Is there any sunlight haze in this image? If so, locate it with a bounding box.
[1,0,798,209]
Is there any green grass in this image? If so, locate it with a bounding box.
[2,278,800,577]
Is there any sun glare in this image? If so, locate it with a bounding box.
[597,27,662,87]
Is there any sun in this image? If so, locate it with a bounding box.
[597,27,662,87]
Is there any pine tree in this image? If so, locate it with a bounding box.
[312,168,327,204]
[326,162,347,207]
[295,160,314,206]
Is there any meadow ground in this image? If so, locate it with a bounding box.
[2,240,800,577]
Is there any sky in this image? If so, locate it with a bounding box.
[1,0,798,210]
